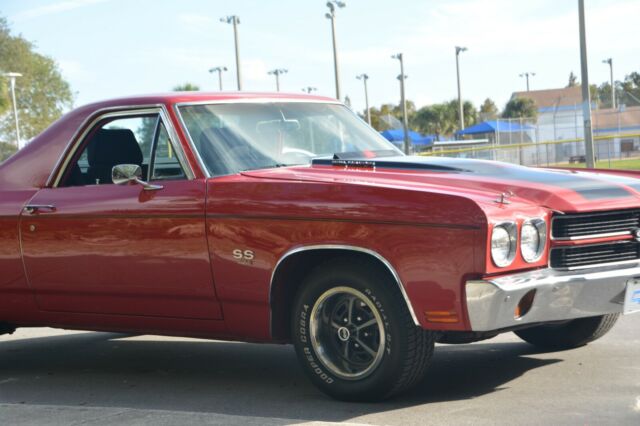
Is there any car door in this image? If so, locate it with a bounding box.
[20,107,222,319]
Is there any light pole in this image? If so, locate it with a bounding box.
[325,1,345,100]
[208,66,227,91]
[455,46,467,132]
[302,87,317,94]
[602,58,615,109]
[356,74,371,125]
[3,72,22,148]
[220,15,242,90]
[519,72,536,91]
[391,53,410,155]
[268,69,288,92]
[578,0,595,168]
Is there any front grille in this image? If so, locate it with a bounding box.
[552,209,640,240]
[550,241,640,269]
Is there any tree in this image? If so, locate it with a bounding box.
[173,83,200,91]
[412,99,477,138]
[479,98,499,120]
[412,103,454,138]
[618,72,640,107]
[567,72,578,87]
[0,141,16,163]
[502,97,538,119]
[0,17,73,145]
[0,77,8,115]
[367,100,416,131]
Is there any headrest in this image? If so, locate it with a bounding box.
[87,128,143,166]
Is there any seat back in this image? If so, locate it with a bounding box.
[86,128,143,184]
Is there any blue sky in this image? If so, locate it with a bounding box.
[2,0,639,114]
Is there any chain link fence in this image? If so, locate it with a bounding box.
[424,107,640,169]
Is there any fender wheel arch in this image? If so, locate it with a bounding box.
[269,246,419,342]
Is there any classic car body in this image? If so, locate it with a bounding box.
[0,92,638,400]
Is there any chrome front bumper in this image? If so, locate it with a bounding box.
[465,263,639,331]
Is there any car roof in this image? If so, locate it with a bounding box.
[80,92,339,110]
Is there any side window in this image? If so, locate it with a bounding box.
[62,114,158,187]
[151,122,186,181]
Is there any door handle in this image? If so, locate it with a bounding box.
[23,204,56,214]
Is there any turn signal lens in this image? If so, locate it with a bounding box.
[425,310,459,323]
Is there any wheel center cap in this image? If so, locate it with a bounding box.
[337,326,351,342]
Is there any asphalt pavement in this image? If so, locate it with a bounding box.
[0,316,638,425]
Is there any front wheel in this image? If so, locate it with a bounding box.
[291,259,435,401]
[514,314,619,350]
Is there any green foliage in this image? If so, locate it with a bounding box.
[412,99,477,137]
[502,97,538,119]
[173,83,200,91]
[366,100,416,131]
[0,77,8,115]
[0,140,17,163]
[567,72,578,87]
[479,98,499,120]
[618,72,640,107]
[0,17,73,143]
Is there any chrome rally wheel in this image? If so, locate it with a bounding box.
[292,258,435,401]
[309,286,385,380]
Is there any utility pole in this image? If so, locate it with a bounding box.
[455,46,467,132]
[3,72,22,148]
[578,0,595,168]
[602,58,615,109]
[391,53,410,155]
[208,66,227,91]
[302,87,317,94]
[519,72,536,91]
[268,69,287,92]
[325,1,345,100]
[356,74,371,125]
[220,15,242,90]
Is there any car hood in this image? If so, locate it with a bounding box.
[241,156,640,213]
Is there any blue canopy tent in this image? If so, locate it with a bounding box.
[456,120,534,136]
[380,129,434,150]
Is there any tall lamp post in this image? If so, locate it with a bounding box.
[325,1,345,100]
[208,66,227,91]
[356,73,371,125]
[602,58,615,109]
[3,72,22,148]
[578,0,595,168]
[268,69,288,92]
[220,15,242,90]
[455,46,467,133]
[519,72,536,91]
[302,87,317,94]
[391,53,410,155]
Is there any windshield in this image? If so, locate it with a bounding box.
[177,102,402,176]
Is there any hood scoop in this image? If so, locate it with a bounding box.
[313,155,469,173]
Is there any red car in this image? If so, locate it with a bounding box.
[1,92,639,401]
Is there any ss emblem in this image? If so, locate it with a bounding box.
[232,249,255,264]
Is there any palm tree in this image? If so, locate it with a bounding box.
[172,83,200,91]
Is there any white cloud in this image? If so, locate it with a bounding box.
[13,0,108,21]
[57,59,91,81]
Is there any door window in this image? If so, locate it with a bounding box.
[61,113,185,187]
[151,122,186,181]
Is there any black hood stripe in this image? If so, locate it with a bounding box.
[312,156,636,200]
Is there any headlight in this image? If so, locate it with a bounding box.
[491,222,517,267]
[521,218,546,263]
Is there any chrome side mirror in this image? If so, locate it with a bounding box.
[112,164,163,191]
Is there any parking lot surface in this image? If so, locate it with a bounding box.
[1,316,638,425]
